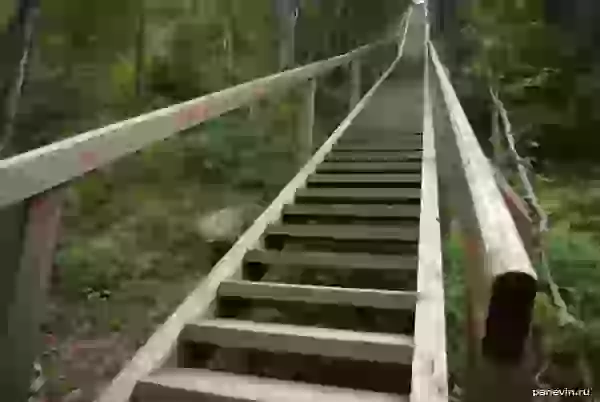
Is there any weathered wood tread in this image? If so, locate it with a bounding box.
[326,151,421,162]
[132,368,406,402]
[244,250,418,271]
[284,204,421,219]
[318,162,422,173]
[344,129,422,138]
[265,224,419,242]
[308,173,421,186]
[333,144,423,152]
[218,280,418,310]
[295,188,421,203]
[181,319,414,364]
[338,138,422,148]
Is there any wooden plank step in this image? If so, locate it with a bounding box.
[326,151,421,162]
[344,129,422,138]
[339,138,422,147]
[333,144,422,152]
[264,224,419,243]
[133,368,406,402]
[218,280,418,310]
[181,319,414,364]
[295,188,421,203]
[284,204,420,219]
[308,173,421,186]
[244,250,418,271]
[318,162,422,173]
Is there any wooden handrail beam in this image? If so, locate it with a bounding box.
[0,30,404,209]
[428,42,537,363]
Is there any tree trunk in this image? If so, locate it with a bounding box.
[274,0,298,70]
[0,2,47,401]
[0,0,40,156]
[134,0,147,100]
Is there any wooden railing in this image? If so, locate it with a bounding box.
[428,40,537,400]
[0,11,410,401]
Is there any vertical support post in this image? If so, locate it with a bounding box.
[0,190,64,401]
[349,59,362,112]
[297,78,316,166]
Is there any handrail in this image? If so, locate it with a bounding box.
[428,42,537,362]
[411,17,448,402]
[0,32,402,209]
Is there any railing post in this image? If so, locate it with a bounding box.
[0,190,63,401]
[297,78,316,165]
[349,59,362,111]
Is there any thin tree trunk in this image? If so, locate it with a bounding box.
[134,0,147,100]
[0,1,45,400]
[0,0,40,156]
[225,19,234,76]
[275,0,297,70]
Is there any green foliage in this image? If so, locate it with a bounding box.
[545,230,600,322]
[443,231,468,385]
[0,0,16,31]
[457,0,600,163]
[296,0,407,63]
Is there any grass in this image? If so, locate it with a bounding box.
[442,173,600,392]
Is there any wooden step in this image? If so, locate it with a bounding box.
[132,368,406,402]
[308,173,421,187]
[295,188,421,203]
[338,138,422,148]
[244,250,418,271]
[181,319,414,364]
[265,224,419,244]
[333,144,422,152]
[326,151,421,162]
[318,162,422,173]
[283,204,421,220]
[218,280,418,310]
[343,129,422,138]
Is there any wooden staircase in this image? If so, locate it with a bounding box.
[131,128,432,402]
[0,4,537,401]
[126,6,446,401]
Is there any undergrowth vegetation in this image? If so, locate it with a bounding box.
[443,175,600,395]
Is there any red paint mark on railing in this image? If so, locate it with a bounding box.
[177,104,209,129]
[255,87,267,98]
[80,151,98,170]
